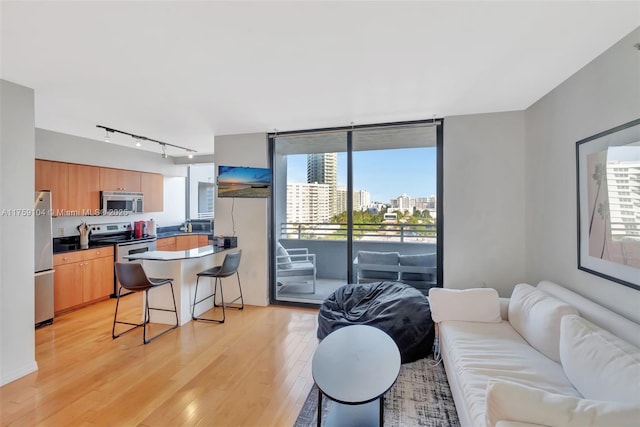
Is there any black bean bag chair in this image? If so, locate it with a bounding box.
[317,281,435,363]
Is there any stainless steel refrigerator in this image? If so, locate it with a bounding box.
[35,191,54,327]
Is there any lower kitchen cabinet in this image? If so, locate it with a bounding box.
[53,247,114,314]
[176,235,199,251]
[156,236,176,251]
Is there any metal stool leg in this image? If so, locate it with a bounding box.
[192,275,224,323]
[143,282,179,344]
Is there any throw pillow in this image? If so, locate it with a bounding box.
[559,314,640,403]
[428,287,502,323]
[399,253,436,281]
[508,283,578,363]
[276,242,292,269]
[357,251,399,280]
[486,379,640,427]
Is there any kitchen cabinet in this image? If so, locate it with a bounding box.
[176,235,199,251]
[156,237,177,251]
[198,235,210,247]
[140,172,164,212]
[100,167,141,192]
[53,246,114,314]
[68,164,101,212]
[35,160,69,213]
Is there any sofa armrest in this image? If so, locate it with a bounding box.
[499,297,510,321]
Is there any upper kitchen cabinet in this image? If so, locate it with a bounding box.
[140,172,164,212]
[100,168,141,192]
[35,159,69,212]
[68,164,101,212]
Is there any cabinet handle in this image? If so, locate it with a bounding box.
[63,257,68,261]
[96,251,100,255]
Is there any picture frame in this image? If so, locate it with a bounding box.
[576,118,640,291]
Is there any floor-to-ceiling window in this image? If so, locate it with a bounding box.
[270,120,442,305]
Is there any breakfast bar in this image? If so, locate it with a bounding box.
[124,245,234,325]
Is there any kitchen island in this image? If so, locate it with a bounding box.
[124,245,235,325]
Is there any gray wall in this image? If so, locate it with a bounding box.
[1,80,37,385]
[525,27,640,322]
[443,111,527,295]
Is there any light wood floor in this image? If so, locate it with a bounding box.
[1,294,319,426]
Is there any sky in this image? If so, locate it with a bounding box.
[287,147,437,203]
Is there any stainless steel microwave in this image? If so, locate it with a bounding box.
[100,191,144,214]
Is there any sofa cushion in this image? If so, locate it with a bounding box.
[357,251,399,280]
[276,242,292,269]
[439,321,580,427]
[508,283,578,363]
[486,380,640,427]
[429,288,501,323]
[559,314,640,403]
[399,253,435,281]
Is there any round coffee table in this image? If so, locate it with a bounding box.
[312,325,401,426]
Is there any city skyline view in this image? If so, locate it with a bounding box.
[287,147,437,203]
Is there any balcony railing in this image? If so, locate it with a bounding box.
[281,222,436,243]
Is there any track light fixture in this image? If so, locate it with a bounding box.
[96,125,197,159]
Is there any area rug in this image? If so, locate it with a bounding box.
[294,355,460,426]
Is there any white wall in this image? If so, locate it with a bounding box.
[525,27,640,322]
[36,128,187,177]
[0,80,38,385]
[443,111,527,296]
[214,133,269,306]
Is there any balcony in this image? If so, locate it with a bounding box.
[276,222,437,304]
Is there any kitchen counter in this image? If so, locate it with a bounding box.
[123,245,227,261]
[123,246,237,326]
[155,231,212,238]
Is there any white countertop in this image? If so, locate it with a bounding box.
[123,245,234,261]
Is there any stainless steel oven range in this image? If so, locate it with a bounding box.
[88,221,157,297]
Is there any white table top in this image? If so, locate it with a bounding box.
[312,325,401,404]
[124,245,233,261]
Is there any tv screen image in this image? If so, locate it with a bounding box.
[217,166,272,198]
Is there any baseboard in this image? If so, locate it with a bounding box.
[0,360,38,386]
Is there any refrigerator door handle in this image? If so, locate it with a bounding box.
[35,270,55,277]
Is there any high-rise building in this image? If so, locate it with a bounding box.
[307,153,337,215]
[286,183,332,223]
[607,160,640,239]
[336,187,371,213]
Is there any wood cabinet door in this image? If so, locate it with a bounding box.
[176,235,199,251]
[157,237,176,251]
[100,168,141,192]
[84,256,114,302]
[198,235,209,247]
[54,262,84,313]
[140,172,164,212]
[35,160,69,213]
[68,164,101,213]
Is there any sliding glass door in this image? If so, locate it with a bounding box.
[270,120,442,305]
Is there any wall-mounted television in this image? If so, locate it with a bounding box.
[217,165,272,198]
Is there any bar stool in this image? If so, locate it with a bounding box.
[113,262,179,344]
[192,250,243,323]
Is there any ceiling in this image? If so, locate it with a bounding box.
[2,1,639,157]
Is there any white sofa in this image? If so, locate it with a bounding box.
[429,281,640,427]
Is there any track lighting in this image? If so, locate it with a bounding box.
[96,125,197,159]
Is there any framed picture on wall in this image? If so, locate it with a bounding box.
[576,118,640,291]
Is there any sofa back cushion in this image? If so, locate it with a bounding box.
[357,251,399,280]
[559,314,640,403]
[429,287,502,323]
[508,283,578,363]
[399,253,436,281]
